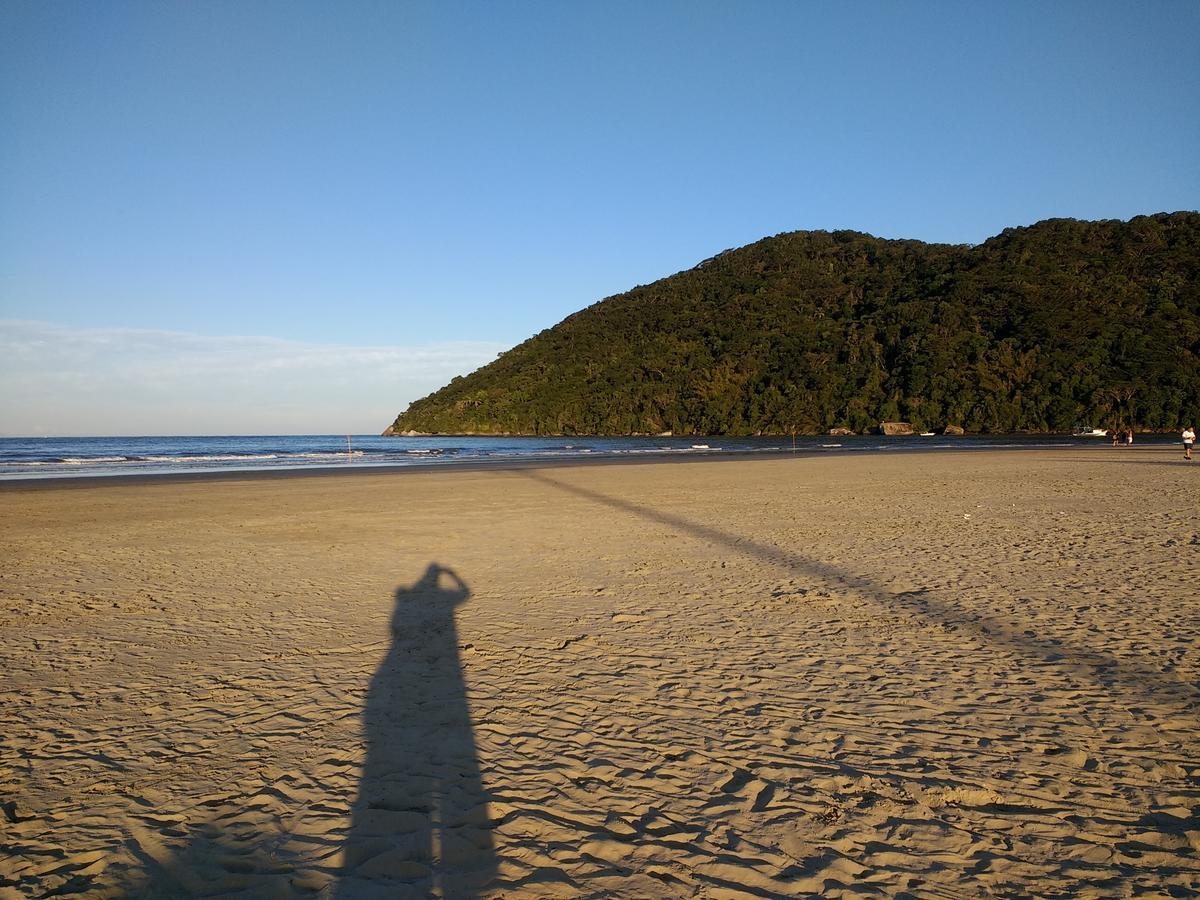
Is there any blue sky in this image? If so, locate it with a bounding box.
[2,1,1197,434]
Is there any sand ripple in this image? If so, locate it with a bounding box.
[1,450,1197,896]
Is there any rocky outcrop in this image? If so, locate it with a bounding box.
[828,427,855,436]
[942,424,965,435]
[382,428,429,437]
[879,422,915,436]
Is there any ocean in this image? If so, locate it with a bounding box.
[0,432,1172,481]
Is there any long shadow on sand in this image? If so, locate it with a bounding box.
[519,471,1198,717]
[128,564,496,898]
[336,563,496,898]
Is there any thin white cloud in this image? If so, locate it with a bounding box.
[0,320,508,436]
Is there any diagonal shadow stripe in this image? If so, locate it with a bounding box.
[518,469,1199,719]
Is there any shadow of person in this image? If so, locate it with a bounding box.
[336,564,497,899]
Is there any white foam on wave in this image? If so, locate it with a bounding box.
[141,453,280,462]
[134,451,367,462]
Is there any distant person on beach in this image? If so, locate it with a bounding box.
[1126,429,1134,446]
[1184,426,1195,461]
[1112,430,1120,447]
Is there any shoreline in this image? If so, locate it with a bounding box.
[0,441,1185,491]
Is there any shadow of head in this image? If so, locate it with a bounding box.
[401,563,469,604]
[391,563,471,640]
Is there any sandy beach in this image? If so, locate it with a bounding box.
[1,448,1197,897]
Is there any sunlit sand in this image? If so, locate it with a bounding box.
[1,449,1197,897]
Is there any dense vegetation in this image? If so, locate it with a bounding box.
[388,213,1200,435]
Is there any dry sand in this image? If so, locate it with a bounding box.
[1,448,1197,898]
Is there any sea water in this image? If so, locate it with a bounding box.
[0,433,1173,481]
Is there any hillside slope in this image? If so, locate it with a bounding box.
[387,213,1200,435]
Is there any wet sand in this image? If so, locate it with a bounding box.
[1,449,1197,897]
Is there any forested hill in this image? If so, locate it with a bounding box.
[387,212,1200,436]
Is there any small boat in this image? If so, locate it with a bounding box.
[1073,428,1109,437]
[919,431,937,436]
